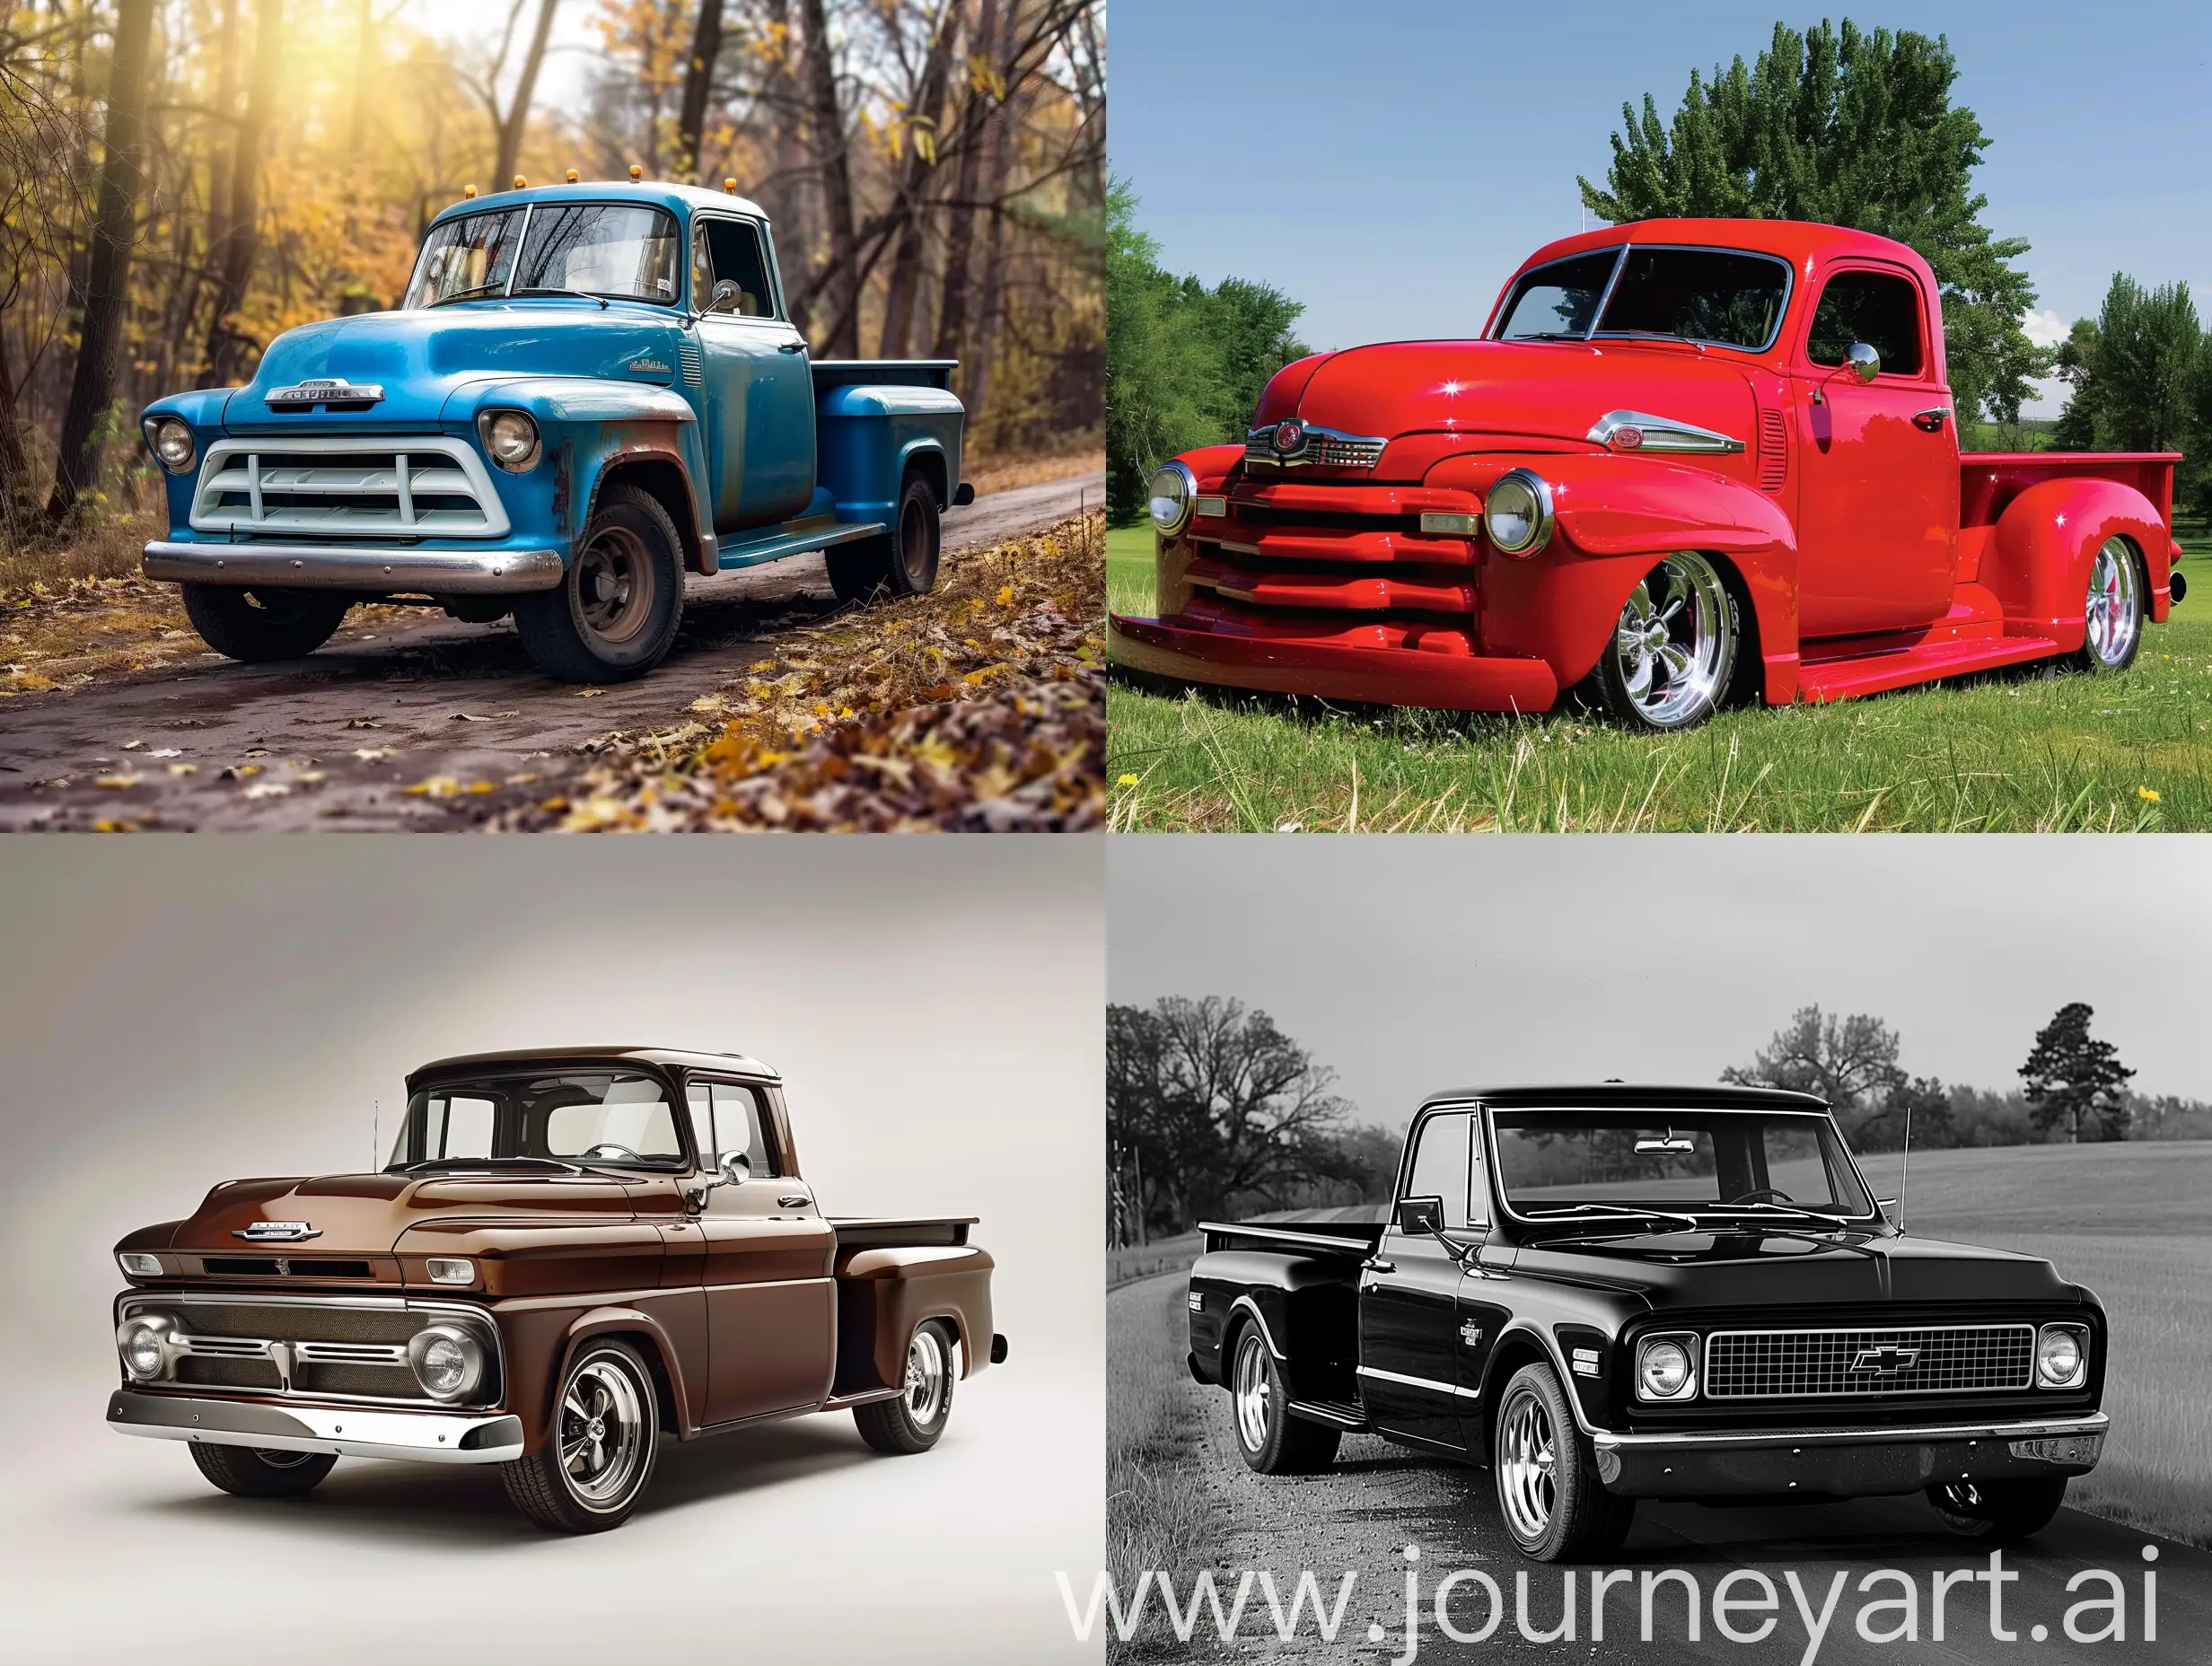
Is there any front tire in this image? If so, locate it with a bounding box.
[1583,550,1737,731]
[2075,536,2145,672]
[1493,1363,1634,1561]
[501,1338,661,1533]
[1927,1477,2069,1540]
[180,583,351,662]
[1227,1325,1339,1475]
[189,1442,337,1498]
[854,1320,958,1454]
[827,469,942,605]
[514,484,686,682]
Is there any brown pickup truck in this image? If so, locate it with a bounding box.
[107,1046,1004,1532]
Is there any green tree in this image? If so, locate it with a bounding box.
[2050,277,2204,504]
[1578,19,2047,424]
[2019,1002,2135,1142]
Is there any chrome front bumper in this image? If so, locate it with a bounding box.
[143,540,566,594]
[108,1389,524,1465]
[1590,1410,2109,1500]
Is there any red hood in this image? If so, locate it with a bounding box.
[167,1171,642,1254]
[1278,339,1760,453]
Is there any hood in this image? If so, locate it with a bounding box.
[1284,338,1759,455]
[220,303,689,430]
[168,1171,643,1255]
[1514,1228,2076,1311]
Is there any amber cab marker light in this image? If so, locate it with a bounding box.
[513,175,526,189]
[463,184,476,198]
[724,178,738,193]
[628,164,643,180]
[566,169,580,183]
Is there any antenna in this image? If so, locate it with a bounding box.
[1896,1096,1912,1232]
[373,1099,380,1172]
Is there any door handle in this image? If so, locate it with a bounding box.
[1912,407,1949,432]
[1362,1258,1396,1274]
[777,340,807,354]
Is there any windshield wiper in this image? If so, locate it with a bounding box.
[1519,1202,1703,1232]
[427,282,509,307]
[1714,1202,1854,1228]
[513,285,610,309]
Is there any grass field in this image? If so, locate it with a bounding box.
[1107,519,2212,831]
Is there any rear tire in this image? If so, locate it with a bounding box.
[514,484,686,683]
[1927,1476,2069,1540]
[827,469,941,605]
[500,1338,661,1533]
[189,1442,337,1498]
[1227,1325,1340,1475]
[854,1320,957,1454]
[180,583,351,662]
[2074,537,2145,672]
[1493,1362,1635,1561]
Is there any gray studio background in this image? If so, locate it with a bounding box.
[0,837,1102,1664]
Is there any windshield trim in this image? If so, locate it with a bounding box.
[408,199,686,311]
[1490,242,1796,355]
[388,1065,697,1172]
[1472,1100,1883,1232]
[1490,246,1624,344]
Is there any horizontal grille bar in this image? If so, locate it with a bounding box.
[1706,1325,2036,1399]
[189,437,510,539]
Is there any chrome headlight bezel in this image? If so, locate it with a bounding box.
[117,1251,162,1278]
[1483,468,1554,557]
[144,416,197,474]
[477,408,542,472]
[117,1311,180,1381]
[1147,460,1197,539]
[426,1257,476,1286]
[407,1323,487,1403]
[2035,1323,2089,1390]
[1633,1330,1700,1402]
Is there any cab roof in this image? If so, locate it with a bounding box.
[408,1046,779,1088]
[425,179,769,230]
[1421,1083,1830,1113]
[1510,217,1936,291]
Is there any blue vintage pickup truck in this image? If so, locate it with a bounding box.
[137,181,970,681]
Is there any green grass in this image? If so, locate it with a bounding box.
[1107,521,2212,831]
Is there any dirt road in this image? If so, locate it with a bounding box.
[0,470,1101,830]
[1109,1273,2209,1664]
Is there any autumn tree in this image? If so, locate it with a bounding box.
[2019,1002,2135,1142]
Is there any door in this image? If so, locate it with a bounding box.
[1359,1109,1477,1449]
[684,1077,836,1424]
[689,215,816,531]
[1791,264,1958,639]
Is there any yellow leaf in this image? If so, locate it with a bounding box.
[1117,774,1139,787]
[995,584,1014,606]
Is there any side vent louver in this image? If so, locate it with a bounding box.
[1758,408,1789,492]
[678,338,704,387]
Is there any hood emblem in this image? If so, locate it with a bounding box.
[1270,419,1305,456]
[266,377,383,409]
[235,1221,321,1242]
[1848,1344,1921,1376]
[627,357,671,375]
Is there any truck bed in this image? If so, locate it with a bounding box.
[1198,1218,1383,1259]
[828,1214,977,1250]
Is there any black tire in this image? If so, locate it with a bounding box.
[2073,536,2146,673]
[180,583,352,662]
[1581,550,1738,732]
[1226,1324,1340,1476]
[514,484,686,682]
[189,1442,338,1498]
[1492,1362,1635,1561]
[1927,1477,2069,1541]
[500,1338,661,1533]
[826,469,941,605]
[855,1320,957,1455]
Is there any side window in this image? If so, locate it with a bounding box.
[690,227,713,310]
[1806,270,1925,378]
[700,219,776,318]
[1402,1111,1472,1230]
[422,1094,496,1161]
[688,1081,776,1175]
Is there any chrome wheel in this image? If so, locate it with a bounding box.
[252,1448,316,1469]
[573,524,657,645]
[2083,537,2140,668]
[903,1326,949,1425]
[559,1355,650,1509]
[1497,1387,1558,1543]
[1611,551,1733,727]
[1233,1331,1272,1453]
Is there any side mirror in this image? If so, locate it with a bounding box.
[709,278,742,315]
[1847,341,1881,383]
[1395,1196,1445,1236]
[718,1149,751,1186]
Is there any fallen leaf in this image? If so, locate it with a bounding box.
[148,748,182,758]
[94,774,142,789]
[241,781,291,800]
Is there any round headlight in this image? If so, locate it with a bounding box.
[1148,461,1195,538]
[1483,468,1554,556]
[117,1313,177,1381]
[408,1324,486,1402]
[145,416,196,474]
[478,409,541,471]
[2038,1327,2085,1388]
[1637,1337,1692,1399]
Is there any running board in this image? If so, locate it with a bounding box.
[1796,635,2061,703]
[715,514,887,572]
[1287,1399,1371,1431]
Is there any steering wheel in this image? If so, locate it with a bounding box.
[1724,1187,1795,1206]
[584,1141,640,1161]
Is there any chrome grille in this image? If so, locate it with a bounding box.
[1705,1325,2035,1399]
[119,1294,499,1407]
[1243,424,1387,471]
[189,437,511,539]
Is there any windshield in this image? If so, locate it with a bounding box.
[1493,246,1789,351]
[402,203,681,309]
[387,1071,688,1171]
[1488,1108,1874,1222]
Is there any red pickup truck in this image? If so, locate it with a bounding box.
[1110,219,2185,730]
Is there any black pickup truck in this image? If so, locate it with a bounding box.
[1187,1084,2110,1561]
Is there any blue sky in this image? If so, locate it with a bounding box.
[1110,1,2212,416]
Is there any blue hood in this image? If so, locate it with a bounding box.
[220,301,689,430]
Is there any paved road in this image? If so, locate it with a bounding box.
[0,470,1101,829]
[1110,1273,2208,1664]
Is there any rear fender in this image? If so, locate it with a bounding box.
[1191,1248,1359,1404]
[835,1243,995,1394]
[817,381,966,527]
[1986,477,2172,644]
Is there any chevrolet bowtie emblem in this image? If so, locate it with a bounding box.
[234,1221,321,1242]
[1848,1344,1921,1376]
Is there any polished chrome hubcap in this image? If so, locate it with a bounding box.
[560,1357,648,1506]
[903,1328,948,1425]
[2084,537,2139,666]
[1613,552,1731,725]
[574,525,655,644]
[254,1447,313,1468]
[1233,1332,1271,1452]
[1497,1390,1558,1542]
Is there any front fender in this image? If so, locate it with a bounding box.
[546,1304,700,1445]
[138,390,233,531]
[1985,477,2172,646]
